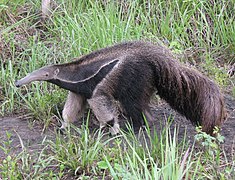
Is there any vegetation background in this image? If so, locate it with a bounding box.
[0,0,234,179]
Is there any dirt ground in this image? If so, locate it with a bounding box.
[0,94,234,160]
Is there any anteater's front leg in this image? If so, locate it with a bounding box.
[60,91,86,129]
[88,94,120,135]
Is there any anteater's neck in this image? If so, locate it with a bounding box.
[48,79,94,98]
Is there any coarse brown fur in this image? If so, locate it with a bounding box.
[15,41,227,135]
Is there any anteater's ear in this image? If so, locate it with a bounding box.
[54,68,60,77]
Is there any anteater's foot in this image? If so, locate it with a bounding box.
[109,123,120,136]
[56,127,66,135]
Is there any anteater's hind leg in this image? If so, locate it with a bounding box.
[60,91,86,130]
[88,93,120,135]
[143,106,154,127]
[143,105,154,124]
[124,105,153,132]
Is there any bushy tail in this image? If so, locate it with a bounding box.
[153,52,227,135]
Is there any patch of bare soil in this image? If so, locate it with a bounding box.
[0,94,234,160]
[0,117,55,159]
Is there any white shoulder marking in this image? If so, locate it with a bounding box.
[57,59,120,83]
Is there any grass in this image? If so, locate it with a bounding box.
[1,0,234,116]
[1,119,234,179]
[0,0,234,179]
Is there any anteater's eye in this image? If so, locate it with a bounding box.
[45,73,49,77]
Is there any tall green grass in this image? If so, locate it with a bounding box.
[0,0,234,178]
[46,120,198,179]
[1,120,234,179]
[1,0,234,116]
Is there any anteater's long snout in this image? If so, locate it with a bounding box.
[15,66,55,88]
[15,69,45,88]
[15,74,34,88]
[15,80,21,87]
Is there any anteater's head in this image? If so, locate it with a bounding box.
[15,65,59,87]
